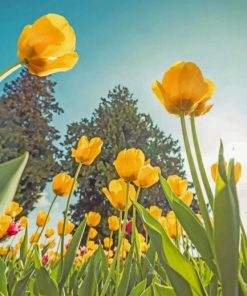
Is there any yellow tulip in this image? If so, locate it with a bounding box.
[5,202,23,217]
[29,232,40,244]
[167,175,188,196]
[114,148,145,181]
[86,211,101,227]
[52,173,77,196]
[86,240,98,251]
[47,239,57,249]
[45,228,55,238]
[0,215,12,238]
[108,216,120,231]
[134,160,161,188]
[102,178,136,211]
[211,161,241,183]
[36,211,50,227]
[193,82,215,116]
[122,238,131,252]
[17,14,78,76]
[57,220,74,236]
[147,205,162,220]
[71,136,103,165]
[152,61,215,116]
[141,242,148,253]
[165,211,182,239]
[179,191,193,207]
[0,245,9,256]
[19,216,29,228]
[103,237,113,249]
[88,227,98,239]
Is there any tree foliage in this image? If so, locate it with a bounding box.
[0,69,63,214]
[62,86,186,233]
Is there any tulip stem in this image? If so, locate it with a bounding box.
[180,113,213,239]
[0,60,24,83]
[37,195,57,245]
[131,187,141,244]
[60,163,82,283]
[100,182,130,296]
[190,113,214,210]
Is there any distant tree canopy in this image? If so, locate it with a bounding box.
[62,86,186,233]
[0,69,63,214]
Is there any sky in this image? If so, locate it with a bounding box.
[1,0,247,236]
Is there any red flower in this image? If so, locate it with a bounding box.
[125,220,132,234]
[42,255,49,265]
[6,221,23,236]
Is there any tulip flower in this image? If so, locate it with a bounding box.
[167,175,188,196]
[165,211,182,239]
[6,221,23,236]
[52,173,77,197]
[45,228,55,238]
[29,232,40,244]
[0,215,12,239]
[193,81,215,116]
[211,161,242,183]
[113,148,145,181]
[152,61,215,116]
[86,211,101,227]
[36,211,50,227]
[134,160,161,188]
[108,216,120,231]
[147,205,162,220]
[88,227,98,239]
[102,178,136,211]
[125,220,132,234]
[103,237,113,249]
[57,220,74,236]
[71,136,103,165]
[17,14,79,76]
[42,254,49,265]
[5,202,23,217]
[19,216,29,228]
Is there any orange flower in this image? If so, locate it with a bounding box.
[52,173,77,196]
[36,211,50,227]
[5,202,23,217]
[57,220,74,236]
[108,216,120,231]
[134,160,160,188]
[152,61,215,116]
[211,161,241,183]
[86,211,101,227]
[17,14,78,76]
[71,136,103,165]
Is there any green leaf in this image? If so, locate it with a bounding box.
[0,152,29,215]
[12,268,33,296]
[117,243,135,296]
[153,283,176,296]
[0,258,8,296]
[129,279,147,296]
[214,142,240,295]
[59,218,86,289]
[20,226,28,263]
[159,175,216,274]
[134,201,206,296]
[33,245,42,269]
[35,267,59,296]
[140,286,153,296]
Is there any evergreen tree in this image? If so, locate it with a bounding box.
[62,86,185,234]
[0,69,63,214]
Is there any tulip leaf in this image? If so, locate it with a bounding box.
[134,200,206,296]
[117,243,135,296]
[20,226,28,264]
[0,258,8,296]
[12,268,34,296]
[214,142,240,295]
[59,217,86,289]
[140,285,152,296]
[35,267,59,296]
[152,283,176,296]
[129,279,147,296]
[159,175,216,274]
[0,152,29,215]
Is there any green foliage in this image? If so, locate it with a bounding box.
[0,69,63,214]
[62,86,185,235]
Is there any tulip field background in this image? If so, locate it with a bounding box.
[1,0,247,295]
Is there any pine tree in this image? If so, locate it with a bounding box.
[62,86,186,234]
[0,69,63,214]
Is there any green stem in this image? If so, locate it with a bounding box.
[0,61,24,83]
[60,163,82,279]
[37,195,57,244]
[131,187,141,244]
[116,211,123,280]
[180,113,213,239]
[101,182,130,296]
[108,231,113,260]
[190,113,214,210]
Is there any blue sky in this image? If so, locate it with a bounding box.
[1,0,247,235]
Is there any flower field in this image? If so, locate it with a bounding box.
[0,13,246,296]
